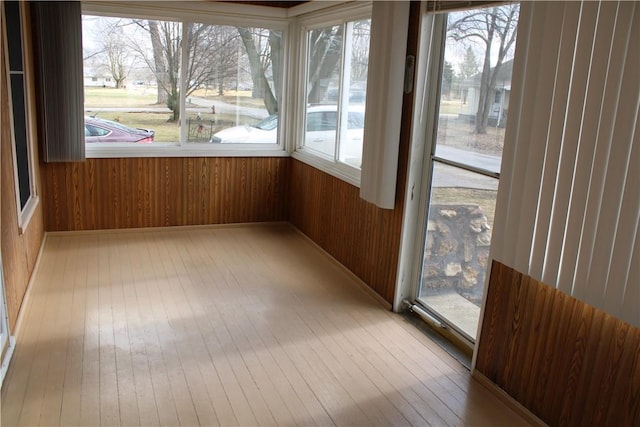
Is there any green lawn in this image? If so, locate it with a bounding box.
[91,111,259,143]
[90,112,179,142]
[431,187,497,225]
[85,86,265,143]
[190,88,268,109]
[85,87,158,108]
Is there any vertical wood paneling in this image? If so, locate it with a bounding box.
[40,157,290,232]
[289,160,404,305]
[476,261,640,426]
[287,1,420,306]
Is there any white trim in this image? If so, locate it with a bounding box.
[292,2,372,188]
[287,1,349,18]
[292,150,361,187]
[17,196,39,235]
[83,1,290,26]
[179,22,189,145]
[394,9,444,311]
[85,144,288,158]
[81,3,289,157]
[0,337,16,389]
[293,1,371,27]
[0,247,13,389]
[359,0,410,209]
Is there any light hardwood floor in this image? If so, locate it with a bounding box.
[2,223,530,426]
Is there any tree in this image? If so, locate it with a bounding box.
[306,26,344,104]
[104,37,129,88]
[136,20,182,119]
[459,46,479,80]
[134,20,223,121]
[442,61,455,98]
[350,19,371,82]
[147,21,169,104]
[238,28,278,115]
[448,4,519,134]
[210,27,242,96]
[83,17,135,89]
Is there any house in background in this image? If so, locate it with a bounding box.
[83,67,116,87]
[1,1,638,426]
[458,60,513,127]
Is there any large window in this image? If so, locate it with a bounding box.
[81,11,284,152]
[3,0,38,232]
[296,11,371,177]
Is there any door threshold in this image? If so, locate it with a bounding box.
[402,310,472,369]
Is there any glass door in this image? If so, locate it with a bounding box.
[416,4,519,343]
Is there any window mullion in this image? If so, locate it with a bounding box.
[337,21,353,164]
[179,20,189,146]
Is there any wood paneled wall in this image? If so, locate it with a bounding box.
[1,17,45,331]
[289,161,404,305]
[40,157,289,231]
[476,261,640,426]
[287,2,420,305]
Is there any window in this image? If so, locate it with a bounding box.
[81,6,286,156]
[3,0,38,232]
[295,6,372,180]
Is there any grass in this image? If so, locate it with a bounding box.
[439,99,463,115]
[90,111,259,143]
[92,112,179,142]
[85,87,158,108]
[86,86,266,109]
[85,86,266,142]
[190,88,268,109]
[431,187,497,225]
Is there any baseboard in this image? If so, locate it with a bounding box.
[11,232,48,340]
[472,370,547,426]
[290,226,392,311]
[45,221,291,237]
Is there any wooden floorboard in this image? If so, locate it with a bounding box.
[2,223,532,426]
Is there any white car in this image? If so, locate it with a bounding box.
[210,105,364,165]
[210,114,278,144]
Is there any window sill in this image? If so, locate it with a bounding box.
[85,143,289,158]
[18,195,39,235]
[292,149,361,188]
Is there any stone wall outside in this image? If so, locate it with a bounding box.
[421,204,492,305]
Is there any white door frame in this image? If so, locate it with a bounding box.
[394,7,445,312]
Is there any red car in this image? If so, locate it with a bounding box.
[84,117,154,143]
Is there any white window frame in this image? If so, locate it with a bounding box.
[291,2,372,187]
[81,1,291,159]
[2,1,40,234]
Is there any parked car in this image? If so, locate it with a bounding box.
[84,117,154,143]
[210,113,278,144]
[327,82,367,103]
[210,105,364,152]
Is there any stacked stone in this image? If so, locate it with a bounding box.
[422,205,491,305]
